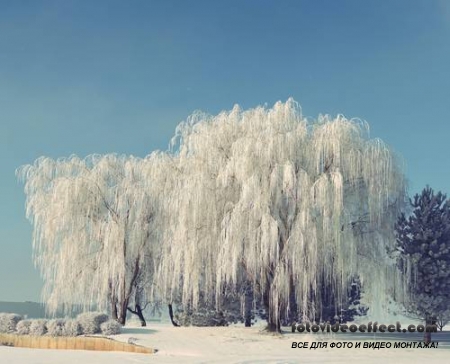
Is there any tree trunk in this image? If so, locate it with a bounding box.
[244,315,252,327]
[109,281,118,321]
[244,285,253,327]
[117,298,129,326]
[424,316,436,343]
[265,320,281,332]
[111,299,118,321]
[168,304,180,327]
[127,304,147,327]
[262,288,281,332]
[134,305,146,327]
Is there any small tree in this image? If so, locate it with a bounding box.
[17,154,169,325]
[436,310,450,331]
[395,186,450,342]
[317,277,368,324]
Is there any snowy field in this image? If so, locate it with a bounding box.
[1,321,449,364]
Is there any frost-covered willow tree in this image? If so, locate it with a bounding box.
[17,153,170,325]
[158,99,407,331]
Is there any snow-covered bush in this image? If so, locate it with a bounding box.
[29,319,47,336]
[16,319,32,335]
[0,313,23,333]
[100,319,122,335]
[46,319,65,337]
[77,312,109,334]
[62,319,82,336]
[175,307,231,327]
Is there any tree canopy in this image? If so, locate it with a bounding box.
[395,186,450,323]
[18,99,407,329]
[17,153,171,324]
[158,99,407,329]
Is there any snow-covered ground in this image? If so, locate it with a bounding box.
[1,321,449,364]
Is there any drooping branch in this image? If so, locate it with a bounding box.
[17,99,407,331]
[17,154,168,325]
[157,99,407,330]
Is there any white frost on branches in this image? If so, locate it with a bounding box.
[158,99,407,325]
[17,153,170,322]
[18,99,407,327]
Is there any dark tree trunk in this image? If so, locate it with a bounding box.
[109,280,118,321]
[135,305,146,327]
[265,320,281,332]
[263,288,281,333]
[127,304,147,327]
[244,285,253,327]
[117,298,129,326]
[168,304,180,327]
[111,299,118,321]
[244,315,252,327]
[424,316,436,343]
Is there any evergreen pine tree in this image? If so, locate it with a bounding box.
[395,186,450,342]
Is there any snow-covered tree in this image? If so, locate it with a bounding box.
[395,186,450,340]
[158,99,407,331]
[17,153,169,325]
[17,98,407,331]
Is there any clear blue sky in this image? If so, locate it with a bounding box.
[1,0,449,302]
